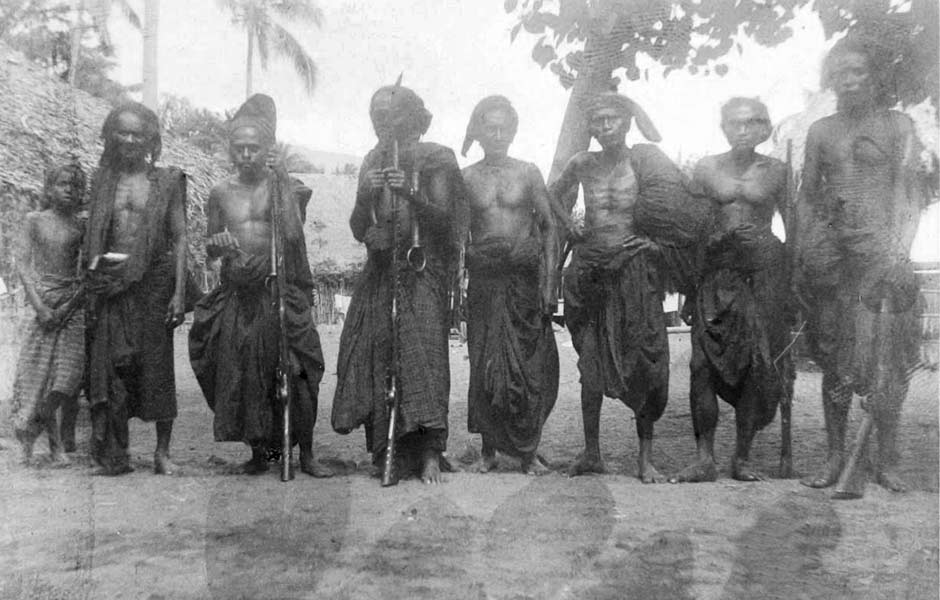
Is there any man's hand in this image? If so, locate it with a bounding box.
[207,231,241,256]
[363,225,392,251]
[165,293,185,329]
[566,222,585,243]
[36,306,57,329]
[540,287,557,318]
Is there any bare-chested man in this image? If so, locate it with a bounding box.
[85,102,186,476]
[551,92,683,483]
[797,37,927,493]
[332,83,468,485]
[460,95,559,475]
[189,94,332,478]
[12,163,87,464]
[670,98,794,483]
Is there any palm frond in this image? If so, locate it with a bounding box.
[269,20,317,94]
[112,0,141,29]
[272,0,323,28]
[215,0,244,24]
[255,18,270,70]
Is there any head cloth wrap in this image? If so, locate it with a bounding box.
[461,95,518,156]
[584,92,662,142]
[229,93,277,144]
[369,79,433,138]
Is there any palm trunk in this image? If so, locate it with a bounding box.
[546,33,618,185]
[68,0,85,86]
[142,0,160,110]
[246,31,254,98]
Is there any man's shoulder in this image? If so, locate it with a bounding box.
[417,141,460,169]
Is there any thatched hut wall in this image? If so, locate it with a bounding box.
[0,44,227,289]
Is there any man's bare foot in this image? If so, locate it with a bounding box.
[668,459,718,483]
[94,463,134,476]
[14,428,35,464]
[639,461,668,484]
[48,450,71,467]
[154,453,178,475]
[241,457,269,475]
[876,468,907,493]
[800,455,844,488]
[567,452,606,477]
[731,458,767,482]
[299,453,334,478]
[522,454,551,476]
[421,449,444,484]
[470,453,498,473]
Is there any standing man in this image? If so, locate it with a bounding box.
[797,37,927,492]
[461,95,559,475]
[85,102,187,476]
[332,83,468,485]
[12,163,87,464]
[671,98,794,483]
[551,92,685,483]
[189,94,332,478]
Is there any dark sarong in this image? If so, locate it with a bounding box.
[691,226,793,425]
[466,237,559,458]
[11,275,85,432]
[332,142,468,460]
[85,167,185,470]
[188,254,324,444]
[564,230,669,420]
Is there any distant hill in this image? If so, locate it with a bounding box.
[297,173,364,272]
[290,146,362,174]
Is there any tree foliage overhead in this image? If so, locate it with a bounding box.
[216,0,323,96]
[508,0,938,108]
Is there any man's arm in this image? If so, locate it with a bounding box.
[528,163,559,314]
[547,155,582,236]
[892,113,924,256]
[166,173,188,327]
[15,213,54,325]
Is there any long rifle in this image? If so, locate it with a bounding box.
[833,296,894,499]
[777,139,796,478]
[381,140,402,487]
[268,168,293,482]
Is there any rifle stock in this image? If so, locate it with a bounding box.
[381,139,402,487]
[269,168,294,482]
[833,296,893,499]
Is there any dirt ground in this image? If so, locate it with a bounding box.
[0,319,937,600]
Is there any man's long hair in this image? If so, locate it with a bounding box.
[821,36,896,109]
[98,101,162,170]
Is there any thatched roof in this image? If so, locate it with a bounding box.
[0,43,228,282]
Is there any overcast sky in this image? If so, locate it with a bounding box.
[108,0,830,168]
[107,1,937,259]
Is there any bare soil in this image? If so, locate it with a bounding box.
[0,322,937,600]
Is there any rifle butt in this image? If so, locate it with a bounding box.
[832,413,874,499]
[778,395,793,478]
[381,376,400,487]
[279,372,293,482]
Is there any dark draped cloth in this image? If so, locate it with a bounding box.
[11,275,85,432]
[84,167,184,470]
[466,237,559,458]
[691,225,793,421]
[564,228,669,420]
[332,142,468,459]
[188,178,323,445]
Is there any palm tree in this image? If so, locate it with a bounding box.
[216,0,322,98]
[142,0,159,109]
[68,0,141,86]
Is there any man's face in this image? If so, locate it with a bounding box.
[588,107,629,148]
[229,126,268,178]
[720,104,770,150]
[370,90,411,142]
[112,111,150,164]
[477,108,514,158]
[830,51,873,107]
[49,170,80,213]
